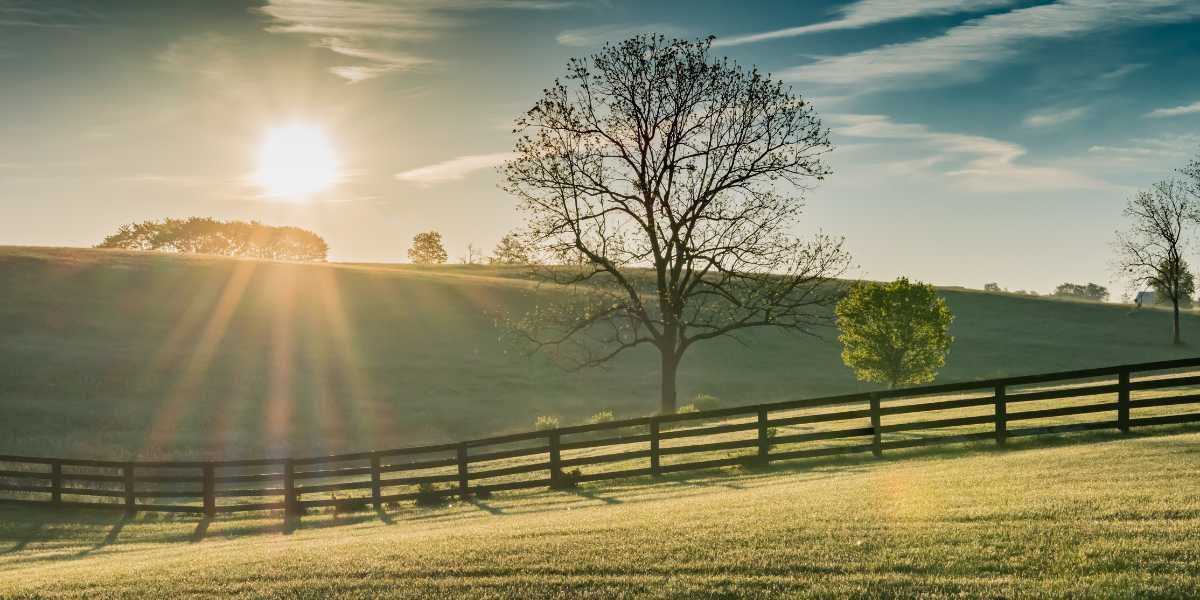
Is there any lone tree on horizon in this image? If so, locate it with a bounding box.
[835,278,953,389]
[503,35,850,414]
[1115,178,1193,345]
[408,231,448,265]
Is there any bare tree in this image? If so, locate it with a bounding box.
[1115,178,1195,344]
[460,243,483,265]
[503,35,850,413]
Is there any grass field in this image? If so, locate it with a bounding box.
[0,428,1197,598]
[2,245,1198,461]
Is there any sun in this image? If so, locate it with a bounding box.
[253,124,339,200]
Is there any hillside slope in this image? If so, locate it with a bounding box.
[0,430,1197,598]
[0,246,1196,459]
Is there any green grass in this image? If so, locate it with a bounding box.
[1,245,1198,461]
[0,429,1197,598]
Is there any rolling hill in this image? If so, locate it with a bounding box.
[0,245,1195,461]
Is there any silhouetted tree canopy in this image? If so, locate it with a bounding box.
[836,278,953,389]
[1115,178,1194,345]
[1053,282,1109,302]
[1151,259,1195,308]
[96,217,328,261]
[490,234,531,265]
[408,231,448,265]
[503,35,849,413]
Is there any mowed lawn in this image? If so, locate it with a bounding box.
[2,246,1199,461]
[0,429,1198,598]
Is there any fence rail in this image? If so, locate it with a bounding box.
[3,357,1200,516]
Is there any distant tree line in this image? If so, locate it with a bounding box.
[97,217,328,261]
[1053,282,1109,302]
[406,230,533,266]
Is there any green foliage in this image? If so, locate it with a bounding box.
[96,217,328,261]
[408,231,448,265]
[691,394,720,412]
[535,415,560,430]
[587,410,614,425]
[836,278,954,388]
[675,404,698,414]
[1053,282,1110,302]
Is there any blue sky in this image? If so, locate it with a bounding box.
[2,0,1200,296]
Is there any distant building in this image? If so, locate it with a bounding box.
[1135,291,1196,308]
[1135,291,1157,307]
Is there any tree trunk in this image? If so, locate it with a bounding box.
[1173,298,1182,345]
[660,350,678,414]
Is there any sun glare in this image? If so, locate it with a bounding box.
[253,124,339,200]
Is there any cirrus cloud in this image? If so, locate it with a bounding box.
[395,152,517,186]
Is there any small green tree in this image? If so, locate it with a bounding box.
[407,231,448,265]
[836,278,954,389]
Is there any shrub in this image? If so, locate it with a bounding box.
[676,404,698,414]
[333,497,369,515]
[535,415,560,430]
[552,468,583,490]
[416,482,447,507]
[588,410,614,425]
[691,393,720,412]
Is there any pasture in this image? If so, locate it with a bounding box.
[0,428,1197,598]
[1,246,1197,461]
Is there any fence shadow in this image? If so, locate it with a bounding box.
[0,422,1196,567]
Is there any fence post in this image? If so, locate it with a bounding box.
[869,393,883,458]
[456,443,470,498]
[649,417,661,476]
[202,463,215,518]
[370,455,382,510]
[50,461,62,505]
[548,431,563,489]
[123,463,136,516]
[995,384,1007,445]
[1118,369,1131,433]
[756,408,770,465]
[284,459,298,515]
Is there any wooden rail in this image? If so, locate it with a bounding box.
[3,357,1200,516]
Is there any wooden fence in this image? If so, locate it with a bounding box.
[2,357,1200,517]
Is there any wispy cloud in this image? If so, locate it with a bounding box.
[395,152,516,186]
[714,0,1016,47]
[1087,134,1200,164]
[0,0,101,29]
[157,32,239,80]
[782,0,1200,91]
[257,0,569,83]
[1023,105,1089,128]
[1099,63,1147,80]
[1144,100,1200,119]
[557,23,688,47]
[833,113,1109,192]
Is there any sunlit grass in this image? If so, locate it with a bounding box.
[0,429,1197,598]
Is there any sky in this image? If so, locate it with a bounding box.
[2,0,1200,296]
